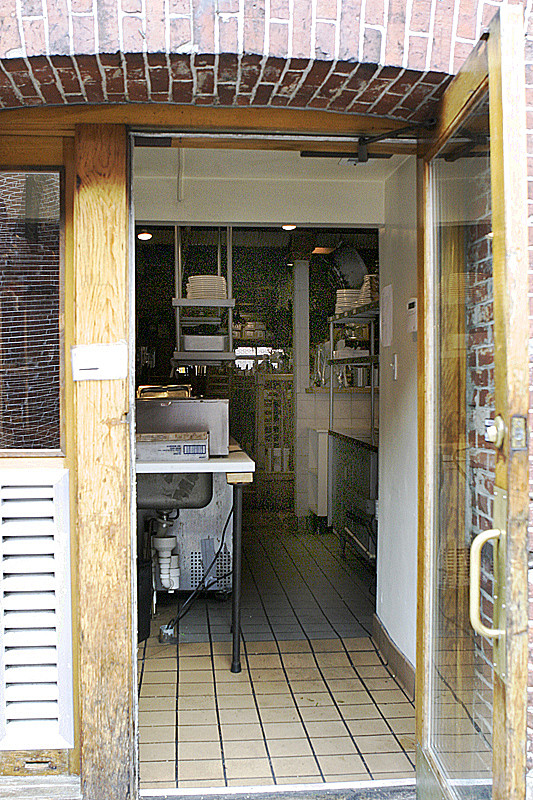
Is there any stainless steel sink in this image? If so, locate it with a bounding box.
[136,472,213,510]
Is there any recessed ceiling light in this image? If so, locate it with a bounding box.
[137,229,153,241]
[282,224,296,231]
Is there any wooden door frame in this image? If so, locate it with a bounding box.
[416,6,529,799]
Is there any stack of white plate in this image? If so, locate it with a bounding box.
[335,288,360,314]
[358,274,379,306]
[186,275,227,300]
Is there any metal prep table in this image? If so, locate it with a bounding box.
[136,440,255,673]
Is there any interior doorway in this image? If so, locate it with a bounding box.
[131,140,419,793]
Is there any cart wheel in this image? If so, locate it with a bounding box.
[214,590,231,602]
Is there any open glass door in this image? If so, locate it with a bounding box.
[418,6,529,800]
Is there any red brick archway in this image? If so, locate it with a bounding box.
[0,0,530,116]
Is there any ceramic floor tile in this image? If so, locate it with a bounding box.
[274,776,325,785]
[374,702,415,718]
[220,722,263,741]
[140,781,177,790]
[270,755,321,778]
[138,709,176,726]
[354,734,402,754]
[289,680,328,693]
[224,758,273,780]
[261,722,307,740]
[293,692,334,707]
[309,639,344,652]
[216,694,257,709]
[177,740,222,760]
[139,725,176,744]
[322,773,371,782]
[177,695,216,710]
[304,720,349,738]
[178,642,211,656]
[278,640,312,653]
[259,706,302,724]
[317,753,366,775]
[178,669,213,683]
[370,689,410,703]
[244,641,280,654]
[139,761,176,782]
[177,725,221,743]
[139,742,175,761]
[247,654,283,668]
[218,707,259,725]
[253,681,293,695]
[178,655,213,670]
[363,752,414,774]
[177,709,218,726]
[223,738,268,760]
[178,779,226,788]
[143,658,178,672]
[177,759,225,781]
[267,738,313,758]
[311,737,360,756]
[140,682,177,697]
[298,704,343,722]
[216,681,254,696]
[389,717,416,734]
[138,696,176,713]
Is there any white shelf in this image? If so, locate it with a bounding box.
[173,298,235,308]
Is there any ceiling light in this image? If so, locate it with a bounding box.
[312,246,335,255]
[282,224,296,231]
[137,229,153,241]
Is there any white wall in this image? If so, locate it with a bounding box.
[376,156,418,668]
[133,147,386,226]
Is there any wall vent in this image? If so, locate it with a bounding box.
[0,469,74,750]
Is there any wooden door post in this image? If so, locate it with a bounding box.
[73,124,135,800]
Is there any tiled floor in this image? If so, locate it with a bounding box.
[137,513,415,791]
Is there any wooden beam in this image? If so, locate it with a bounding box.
[0,135,64,166]
[0,103,410,139]
[73,124,133,800]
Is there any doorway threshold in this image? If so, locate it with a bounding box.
[140,777,416,800]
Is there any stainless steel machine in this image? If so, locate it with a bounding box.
[136,392,233,596]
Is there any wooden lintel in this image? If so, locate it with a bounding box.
[0,103,410,139]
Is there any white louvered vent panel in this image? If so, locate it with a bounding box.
[0,469,74,751]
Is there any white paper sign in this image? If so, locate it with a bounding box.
[71,340,128,381]
[380,284,393,347]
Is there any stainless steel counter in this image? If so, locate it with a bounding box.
[135,440,255,674]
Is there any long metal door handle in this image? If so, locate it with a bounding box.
[469,528,504,638]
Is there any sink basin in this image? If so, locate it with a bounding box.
[136,472,213,510]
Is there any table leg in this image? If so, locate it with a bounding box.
[231,483,243,673]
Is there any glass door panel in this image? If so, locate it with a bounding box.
[430,96,493,799]
[419,8,529,800]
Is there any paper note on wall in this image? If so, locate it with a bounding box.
[380,284,393,347]
[71,341,128,381]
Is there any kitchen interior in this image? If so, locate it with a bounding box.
[133,141,419,791]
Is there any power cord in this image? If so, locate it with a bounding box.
[159,502,234,641]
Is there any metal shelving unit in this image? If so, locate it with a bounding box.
[327,301,379,566]
[172,226,236,368]
[328,301,379,445]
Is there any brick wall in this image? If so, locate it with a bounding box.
[0,173,61,451]
[0,0,527,119]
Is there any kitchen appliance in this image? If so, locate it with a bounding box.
[136,397,229,456]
